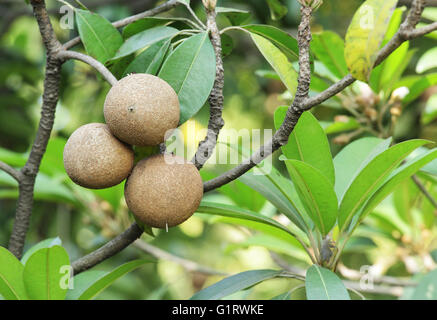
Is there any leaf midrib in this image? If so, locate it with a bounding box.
[177,33,207,95]
[77,11,110,59]
[340,149,413,230]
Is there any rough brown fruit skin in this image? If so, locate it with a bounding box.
[124,154,203,228]
[104,73,180,146]
[63,123,134,189]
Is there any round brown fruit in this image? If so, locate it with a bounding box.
[103,73,180,146]
[63,123,134,189]
[124,154,203,228]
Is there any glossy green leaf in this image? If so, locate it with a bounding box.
[275,108,335,184]
[23,245,70,300]
[122,17,193,39]
[311,31,348,79]
[369,8,406,92]
[323,118,360,135]
[201,171,266,212]
[21,237,62,265]
[239,169,309,232]
[123,40,170,76]
[333,137,387,202]
[159,32,216,124]
[357,148,437,226]
[191,269,282,300]
[416,47,437,74]
[77,259,153,300]
[112,26,178,60]
[216,7,251,25]
[197,201,298,239]
[305,265,350,300]
[251,33,297,95]
[0,246,28,300]
[66,270,106,300]
[75,9,123,63]
[284,160,338,236]
[344,0,397,81]
[244,25,299,61]
[338,140,430,231]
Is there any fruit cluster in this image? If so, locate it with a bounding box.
[63,73,203,229]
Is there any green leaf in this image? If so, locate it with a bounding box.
[338,140,430,231]
[266,0,288,21]
[23,246,70,300]
[311,31,348,79]
[75,9,123,63]
[77,259,153,300]
[323,118,360,135]
[66,270,106,300]
[0,246,28,300]
[244,25,299,61]
[122,17,193,39]
[239,169,309,233]
[417,47,437,74]
[112,26,178,60]
[344,0,398,81]
[305,265,350,300]
[159,32,216,124]
[21,237,62,265]
[369,8,406,92]
[412,269,437,300]
[284,160,338,236]
[216,7,251,26]
[123,40,171,76]
[191,269,282,300]
[275,109,335,185]
[251,33,297,95]
[357,148,437,225]
[196,201,298,239]
[333,137,388,202]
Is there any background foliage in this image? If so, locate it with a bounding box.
[1,0,437,299]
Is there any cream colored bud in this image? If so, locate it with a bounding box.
[202,0,217,10]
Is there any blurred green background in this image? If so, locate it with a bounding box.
[1,0,437,300]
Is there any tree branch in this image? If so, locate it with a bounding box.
[72,222,143,274]
[203,0,433,193]
[192,4,225,169]
[134,239,227,276]
[62,0,180,50]
[0,161,22,183]
[203,4,314,192]
[8,0,63,259]
[57,50,118,85]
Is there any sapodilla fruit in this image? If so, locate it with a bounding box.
[63,123,134,189]
[124,154,203,228]
[103,73,180,146]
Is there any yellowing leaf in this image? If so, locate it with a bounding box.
[251,33,298,96]
[344,0,397,82]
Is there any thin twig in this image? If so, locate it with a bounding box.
[57,50,118,85]
[134,239,227,276]
[192,4,225,168]
[412,174,437,209]
[0,161,22,182]
[62,0,181,50]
